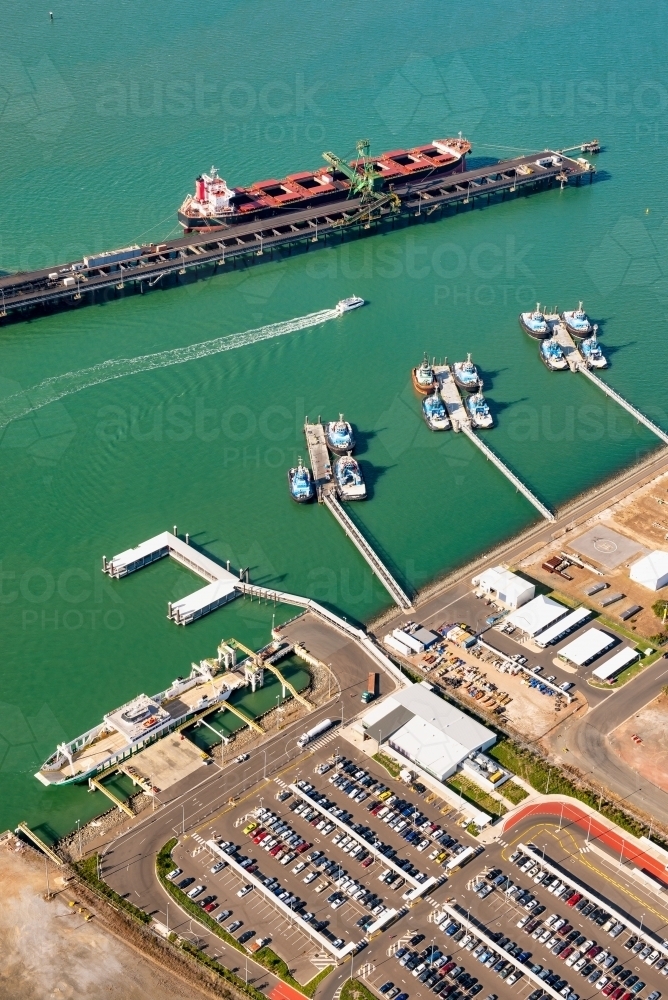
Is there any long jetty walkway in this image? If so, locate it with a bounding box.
[579,366,668,445]
[303,418,412,610]
[0,150,594,323]
[435,363,554,521]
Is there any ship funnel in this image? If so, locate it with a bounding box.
[196,176,206,201]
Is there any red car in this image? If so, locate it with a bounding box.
[610,989,625,1000]
[204,901,218,913]
[567,892,582,907]
[269,844,282,857]
[296,842,311,854]
[587,945,602,959]
[252,827,266,841]
[602,983,617,997]
[560,947,573,961]
[371,805,383,816]
[361,857,373,868]
[254,831,268,844]
[557,923,572,937]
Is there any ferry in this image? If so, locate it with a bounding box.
[411,354,436,395]
[334,453,367,500]
[287,459,315,502]
[452,353,482,392]
[335,296,365,315]
[465,391,493,429]
[519,303,550,339]
[325,414,355,454]
[580,327,607,368]
[561,302,593,339]
[178,136,471,230]
[35,660,246,786]
[539,337,568,371]
[422,390,451,431]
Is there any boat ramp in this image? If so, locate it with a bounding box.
[434,362,555,522]
[303,418,413,610]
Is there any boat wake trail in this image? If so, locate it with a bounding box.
[0,308,338,429]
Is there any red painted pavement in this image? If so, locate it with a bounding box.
[503,801,668,885]
[270,981,310,1000]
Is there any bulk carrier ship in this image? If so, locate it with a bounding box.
[178,136,471,231]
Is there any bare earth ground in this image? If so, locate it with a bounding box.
[607,693,668,792]
[0,841,208,1000]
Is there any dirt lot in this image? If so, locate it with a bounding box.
[521,473,668,641]
[0,839,209,1000]
[608,692,668,792]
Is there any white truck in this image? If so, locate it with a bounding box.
[297,718,333,748]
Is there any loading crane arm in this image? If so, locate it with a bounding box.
[322,139,385,201]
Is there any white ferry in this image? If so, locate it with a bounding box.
[335,296,364,315]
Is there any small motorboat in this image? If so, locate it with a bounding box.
[539,337,568,371]
[519,303,549,339]
[465,391,493,429]
[580,326,607,368]
[452,353,482,392]
[334,453,366,500]
[561,301,593,339]
[422,389,451,431]
[325,414,355,454]
[335,296,365,315]
[287,458,315,503]
[411,353,436,394]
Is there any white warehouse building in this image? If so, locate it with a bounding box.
[471,566,535,610]
[358,684,495,782]
[630,551,668,591]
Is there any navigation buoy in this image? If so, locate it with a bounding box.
[49,10,53,18]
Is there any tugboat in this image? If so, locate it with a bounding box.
[334,453,367,500]
[465,391,493,429]
[561,301,593,339]
[539,337,568,371]
[325,414,355,454]
[519,303,550,339]
[411,353,436,394]
[335,296,365,315]
[580,326,607,368]
[422,389,451,431]
[452,353,482,392]
[287,458,315,503]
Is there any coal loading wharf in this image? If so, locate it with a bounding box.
[0,149,595,322]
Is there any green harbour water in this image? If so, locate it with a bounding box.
[1,0,667,839]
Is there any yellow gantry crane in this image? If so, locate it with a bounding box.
[223,637,314,710]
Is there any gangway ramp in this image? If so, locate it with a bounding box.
[461,425,555,521]
[217,699,264,734]
[578,365,668,445]
[322,493,412,609]
[263,662,313,709]
[88,776,134,817]
[15,822,64,866]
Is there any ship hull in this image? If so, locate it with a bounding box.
[518,315,550,339]
[453,374,481,393]
[562,319,593,340]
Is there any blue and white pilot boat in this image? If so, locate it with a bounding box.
[422,389,451,431]
[580,327,607,368]
[334,453,366,500]
[539,337,568,371]
[325,414,355,454]
[561,301,593,339]
[465,391,493,429]
[453,353,482,392]
[519,303,550,339]
[287,458,315,502]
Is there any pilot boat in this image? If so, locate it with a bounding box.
[411,354,436,394]
[335,296,365,315]
[561,302,593,339]
[465,391,493,429]
[287,458,315,502]
[580,327,607,368]
[422,390,451,431]
[452,353,482,392]
[539,337,568,371]
[334,453,367,500]
[519,303,550,339]
[325,414,355,454]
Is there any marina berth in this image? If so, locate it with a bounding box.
[325,414,355,454]
[422,389,451,430]
[539,336,569,371]
[465,391,493,429]
[411,354,437,394]
[519,303,550,338]
[452,353,482,392]
[287,458,315,503]
[334,453,367,500]
[561,301,593,338]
